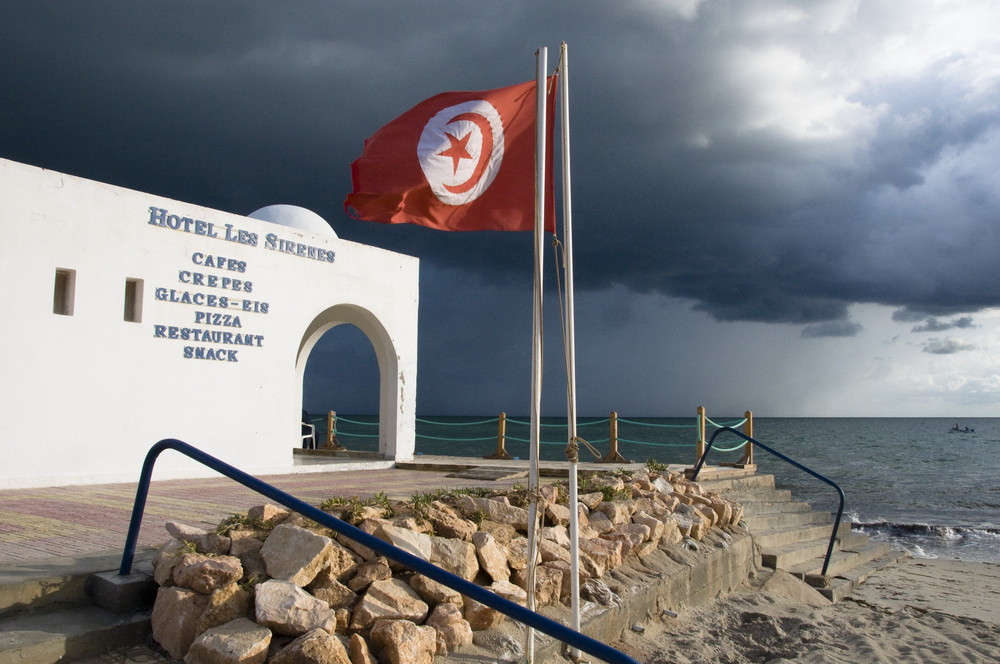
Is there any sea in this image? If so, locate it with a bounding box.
[327,415,1000,564]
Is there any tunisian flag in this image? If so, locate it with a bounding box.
[345,77,557,232]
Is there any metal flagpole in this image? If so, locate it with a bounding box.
[558,41,583,659]
[524,45,548,664]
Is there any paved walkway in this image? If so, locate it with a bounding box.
[0,464,537,566]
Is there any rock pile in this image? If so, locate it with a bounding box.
[149,468,744,664]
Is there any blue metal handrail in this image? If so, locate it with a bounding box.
[119,439,641,664]
[690,427,846,577]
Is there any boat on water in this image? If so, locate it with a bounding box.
[950,423,975,433]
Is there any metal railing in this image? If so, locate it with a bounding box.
[689,427,846,577]
[119,439,641,664]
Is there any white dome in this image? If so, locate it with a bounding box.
[248,205,337,237]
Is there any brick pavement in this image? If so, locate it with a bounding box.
[0,466,527,566]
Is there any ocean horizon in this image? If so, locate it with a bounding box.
[317,414,1000,564]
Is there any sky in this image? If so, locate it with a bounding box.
[3,0,1000,417]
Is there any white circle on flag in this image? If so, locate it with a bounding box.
[418,100,504,205]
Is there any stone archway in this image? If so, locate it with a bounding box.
[296,303,414,460]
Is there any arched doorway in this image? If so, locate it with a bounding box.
[296,303,413,459]
[301,323,378,450]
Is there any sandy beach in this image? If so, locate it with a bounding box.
[611,556,1000,663]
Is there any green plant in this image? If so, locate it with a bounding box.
[578,474,600,494]
[409,492,434,520]
[320,496,350,512]
[645,458,668,472]
[344,499,365,524]
[215,512,270,536]
[371,491,395,517]
[451,486,493,498]
[238,577,260,594]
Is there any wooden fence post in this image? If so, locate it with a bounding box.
[484,412,513,460]
[601,411,629,462]
[741,410,754,466]
[695,405,706,464]
[325,410,346,450]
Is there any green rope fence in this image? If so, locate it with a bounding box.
[319,409,754,465]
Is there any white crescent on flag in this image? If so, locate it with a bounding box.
[417,100,505,206]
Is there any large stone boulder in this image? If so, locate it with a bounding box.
[579,536,623,574]
[409,573,464,608]
[456,496,529,529]
[259,524,334,587]
[196,583,251,634]
[462,598,504,631]
[325,541,362,581]
[269,628,350,664]
[347,558,392,592]
[632,511,665,544]
[511,565,563,607]
[229,534,267,583]
[151,586,210,659]
[505,536,539,572]
[429,536,479,581]
[538,538,570,564]
[305,574,356,612]
[594,501,632,525]
[471,531,510,583]
[374,523,433,565]
[254,580,336,636]
[183,617,271,664]
[349,578,429,631]
[153,539,188,586]
[370,619,437,664]
[424,502,478,541]
[425,602,473,654]
[349,633,376,664]
[173,553,244,595]
[544,502,571,527]
[165,521,231,555]
[247,504,290,525]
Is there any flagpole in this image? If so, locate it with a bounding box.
[524,45,548,664]
[558,41,583,659]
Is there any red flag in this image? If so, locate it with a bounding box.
[345,77,557,232]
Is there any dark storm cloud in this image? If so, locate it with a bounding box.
[922,337,976,355]
[801,320,863,338]
[911,316,976,333]
[3,1,999,415]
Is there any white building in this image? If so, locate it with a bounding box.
[0,158,418,489]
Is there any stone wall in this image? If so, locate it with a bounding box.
[149,468,749,664]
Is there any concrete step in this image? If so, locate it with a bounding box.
[695,469,907,603]
[696,473,776,493]
[743,510,832,531]
[0,604,150,664]
[754,520,851,550]
[722,488,794,504]
[760,530,868,570]
[446,466,529,481]
[684,466,758,482]
[788,539,892,581]
[0,551,137,618]
[0,550,158,664]
[814,550,910,602]
[737,500,813,516]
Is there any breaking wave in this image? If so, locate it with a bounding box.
[852,519,1000,562]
